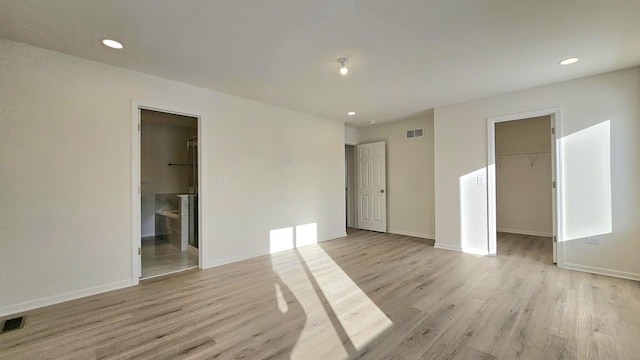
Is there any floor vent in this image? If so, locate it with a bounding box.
[1,316,25,334]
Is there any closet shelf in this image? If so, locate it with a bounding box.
[496,151,550,157]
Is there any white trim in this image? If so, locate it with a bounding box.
[202,251,266,269]
[462,247,490,256]
[131,101,141,284]
[487,107,564,267]
[131,101,207,283]
[561,263,640,281]
[0,280,131,318]
[202,232,347,269]
[320,232,348,241]
[434,243,462,252]
[435,243,490,256]
[497,228,553,237]
[388,229,435,239]
[140,266,199,281]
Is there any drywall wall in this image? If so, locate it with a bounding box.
[495,116,552,236]
[0,39,345,315]
[345,126,359,145]
[434,66,640,279]
[140,114,197,237]
[358,110,435,238]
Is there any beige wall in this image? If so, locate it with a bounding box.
[495,116,552,236]
[358,110,435,238]
[434,66,640,280]
[140,114,197,237]
[0,39,346,315]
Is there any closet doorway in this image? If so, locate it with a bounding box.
[488,108,562,264]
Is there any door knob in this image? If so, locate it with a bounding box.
[380,189,385,193]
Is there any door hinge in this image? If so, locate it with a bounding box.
[138,247,141,255]
[138,185,141,194]
[552,181,556,189]
[137,123,141,131]
[553,236,557,243]
[551,127,555,135]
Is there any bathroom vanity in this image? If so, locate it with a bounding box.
[154,193,196,251]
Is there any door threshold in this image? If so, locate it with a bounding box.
[140,266,199,281]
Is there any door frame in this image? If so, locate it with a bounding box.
[131,100,207,284]
[486,107,564,266]
[344,145,356,228]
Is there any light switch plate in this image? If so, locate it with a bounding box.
[586,237,601,245]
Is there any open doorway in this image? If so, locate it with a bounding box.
[487,107,562,264]
[139,109,199,279]
[345,145,356,230]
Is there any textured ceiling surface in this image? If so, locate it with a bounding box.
[1,0,639,126]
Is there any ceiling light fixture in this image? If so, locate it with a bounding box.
[368,120,376,125]
[347,111,356,116]
[559,57,579,65]
[338,57,349,75]
[101,39,124,49]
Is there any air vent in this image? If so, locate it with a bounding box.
[1,316,24,334]
[406,128,424,139]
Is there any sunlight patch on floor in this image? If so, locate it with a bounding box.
[269,225,392,359]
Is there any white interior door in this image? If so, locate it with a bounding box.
[356,142,387,232]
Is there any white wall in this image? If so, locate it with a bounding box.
[0,39,346,315]
[141,116,197,237]
[434,66,640,279]
[358,110,435,238]
[345,126,360,145]
[496,116,552,236]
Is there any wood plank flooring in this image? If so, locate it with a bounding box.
[1,230,638,359]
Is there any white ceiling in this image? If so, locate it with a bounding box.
[1,0,639,127]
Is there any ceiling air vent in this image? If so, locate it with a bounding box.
[406,128,424,139]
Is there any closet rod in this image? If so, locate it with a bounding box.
[496,151,550,157]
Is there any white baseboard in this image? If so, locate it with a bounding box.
[434,242,462,252]
[0,280,132,318]
[202,250,267,269]
[561,263,640,281]
[461,247,490,256]
[388,229,435,240]
[497,228,553,237]
[434,242,489,256]
[320,232,348,242]
[202,233,347,269]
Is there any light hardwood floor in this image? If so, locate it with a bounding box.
[1,230,638,359]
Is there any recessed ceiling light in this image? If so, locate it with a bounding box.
[559,57,579,65]
[101,39,124,49]
[368,120,376,124]
[347,111,356,116]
